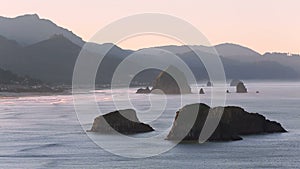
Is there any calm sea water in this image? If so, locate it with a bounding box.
[0,82,299,168]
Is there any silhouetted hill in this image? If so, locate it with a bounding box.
[0,34,81,83]
[0,35,299,85]
[0,35,20,51]
[147,45,300,80]
[0,14,84,46]
[0,35,21,71]
[0,14,299,85]
[176,50,299,80]
[215,43,261,58]
[0,34,134,84]
[157,43,261,58]
[0,66,65,93]
[0,67,41,85]
[262,52,300,74]
[21,34,81,83]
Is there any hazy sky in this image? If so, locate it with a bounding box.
[1,0,299,54]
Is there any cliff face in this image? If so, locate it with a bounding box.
[167,103,287,142]
[89,109,154,134]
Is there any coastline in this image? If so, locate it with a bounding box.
[0,90,72,98]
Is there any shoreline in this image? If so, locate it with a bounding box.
[0,90,72,98]
[1,81,300,98]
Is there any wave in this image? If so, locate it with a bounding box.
[19,143,61,152]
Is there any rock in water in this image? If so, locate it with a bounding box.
[230,79,242,86]
[207,81,213,87]
[236,82,247,93]
[151,66,191,94]
[136,86,151,94]
[166,103,286,142]
[89,109,154,134]
[199,88,205,94]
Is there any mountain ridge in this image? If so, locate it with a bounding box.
[0,14,84,46]
[0,14,299,85]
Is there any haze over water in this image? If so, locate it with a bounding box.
[0,81,299,168]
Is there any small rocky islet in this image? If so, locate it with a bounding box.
[236,81,248,93]
[88,109,154,134]
[206,81,213,87]
[89,103,287,142]
[136,86,151,94]
[95,68,284,141]
[199,88,205,94]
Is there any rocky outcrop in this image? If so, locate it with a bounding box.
[136,87,151,94]
[236,82,247,93]
[199,88,205,94]
[230,79,242,86]
[166,103,287,142]
[207,81,213,87]
[151,66,191,94]
[89,109,154,134]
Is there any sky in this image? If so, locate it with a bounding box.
[1,0,299,54]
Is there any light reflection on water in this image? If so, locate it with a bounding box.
[0,82,299,168]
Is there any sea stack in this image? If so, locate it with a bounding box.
[199,88,205,94]
[207,81,213,87]
[236,82,247,93]
[166,103,286,142]
[89,109,154,134]
[151,66,191,94]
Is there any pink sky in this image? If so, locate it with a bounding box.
[1,0,299,54]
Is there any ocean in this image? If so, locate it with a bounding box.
[0,82,299,168]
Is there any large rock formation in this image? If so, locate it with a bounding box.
[151,66,191,94]
[89,109,154,134]
[166,103,287,142]
[236,82,248,93]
